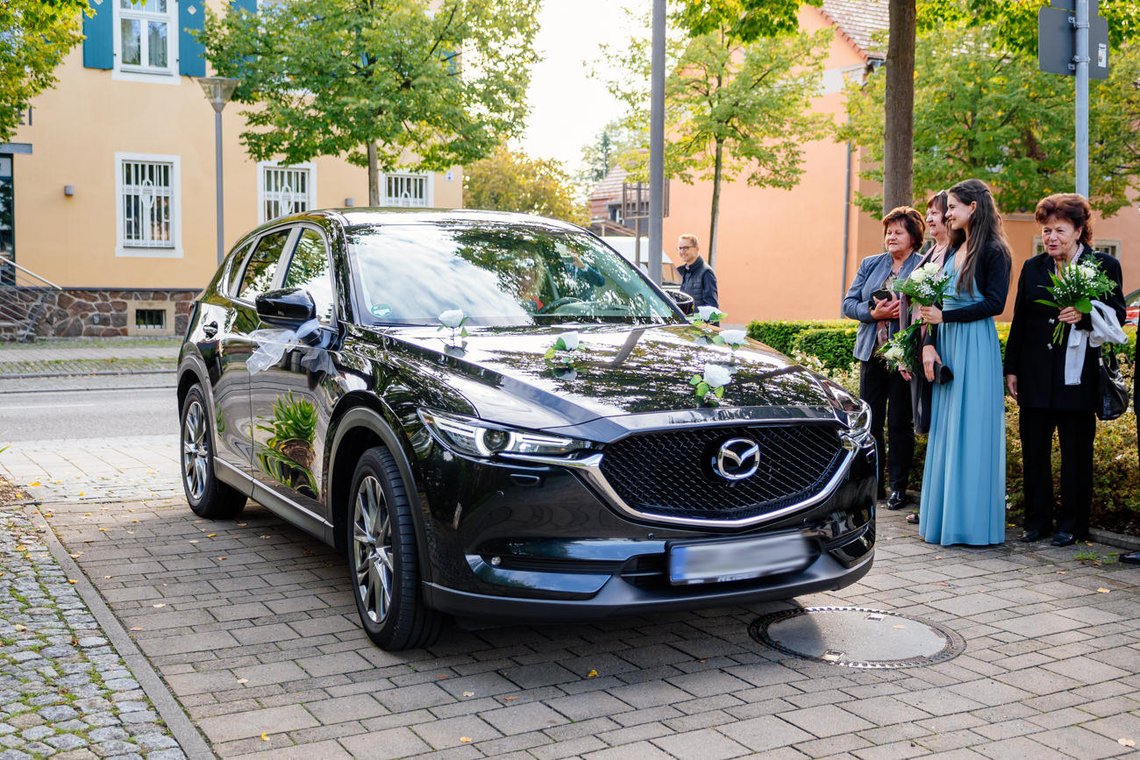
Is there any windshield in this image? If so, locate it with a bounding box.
[347,221,683,326]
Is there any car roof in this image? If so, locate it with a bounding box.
[258,208,586,234]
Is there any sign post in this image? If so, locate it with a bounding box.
[1038,0,1109,196]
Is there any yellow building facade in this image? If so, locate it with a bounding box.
[1,0,462,336]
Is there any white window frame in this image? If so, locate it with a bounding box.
[115,152,182,259]
[1033,237,1120,258]
[112,0,181,85]
[382,171,434,208]
[257,161,317,223]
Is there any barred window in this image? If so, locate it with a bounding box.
[261,164,313,222]
[383,173,432,208]
[121,159,174,248]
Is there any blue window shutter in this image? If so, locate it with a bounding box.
[234,0,258,13]
[179,0,206,77]
[82,0,113,70]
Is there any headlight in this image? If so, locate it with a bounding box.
[826,383,872,441]
[418,409,590,458]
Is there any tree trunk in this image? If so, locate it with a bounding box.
[367,142,380,206]
[883,0,916,214]
[708,138,724,268]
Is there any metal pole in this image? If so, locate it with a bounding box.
[214,109,225,264]
[647,0,665,286]
[840,141,853,317]
[1074,0,1089,196]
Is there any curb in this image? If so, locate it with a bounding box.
[0,369,176,380]
[31,504,216,760]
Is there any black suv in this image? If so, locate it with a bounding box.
[177,210,876,650]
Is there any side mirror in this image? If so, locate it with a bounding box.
[665,288,695,315]
[256,288,316,326]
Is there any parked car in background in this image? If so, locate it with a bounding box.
[1125,289,1139,326]
[177,210,877,650]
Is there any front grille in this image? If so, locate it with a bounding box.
[598,423,847,522]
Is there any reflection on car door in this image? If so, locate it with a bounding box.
[215,227,296,476]
[248,225,340,525]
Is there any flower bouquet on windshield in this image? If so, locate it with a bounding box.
[1034,259,1117,344]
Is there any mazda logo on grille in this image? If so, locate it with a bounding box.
[713,437,760,481]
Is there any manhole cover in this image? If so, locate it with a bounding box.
[749,606,965,669]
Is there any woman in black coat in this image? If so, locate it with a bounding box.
[1004,193,1125,547]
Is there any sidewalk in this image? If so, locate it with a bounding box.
[0,338,180,379]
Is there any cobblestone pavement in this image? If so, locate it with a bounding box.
[0,437,181,505]
[0,504,184,759]
[41,496,1140,759]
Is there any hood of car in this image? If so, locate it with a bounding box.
[348,323,843,434]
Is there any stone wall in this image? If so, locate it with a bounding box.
[17,288,199,338]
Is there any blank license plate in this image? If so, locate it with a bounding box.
[668,533,811,586]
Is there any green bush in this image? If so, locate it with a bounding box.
[747,320,849,356]
[793,328,857,372]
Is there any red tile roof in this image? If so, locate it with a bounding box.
[820,0,889,61]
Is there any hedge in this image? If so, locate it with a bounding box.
[747,319,1140,536]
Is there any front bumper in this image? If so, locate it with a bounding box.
[414,429,877,621]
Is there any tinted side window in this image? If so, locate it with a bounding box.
[281,229,335,323]
[237,230,291,302]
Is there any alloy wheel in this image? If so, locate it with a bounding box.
[181,399,209,502]
[352,475,394,624]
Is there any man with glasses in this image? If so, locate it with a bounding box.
[676,234,718,309]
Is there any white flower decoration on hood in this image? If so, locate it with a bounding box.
[557,331,579,351]
[719,329,747,347]
[703,364,732,389]
[438,309,466,328]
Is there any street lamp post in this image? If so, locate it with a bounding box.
[196,77,240,265]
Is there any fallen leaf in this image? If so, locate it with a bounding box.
[69,552,82,558]
[153,603,166,608]
[237,678,249,684]
[78,492,84,497]
[459,737,472,744]
[28,481,41,487]
[14,624,26,632]
[207,533,217,539]
[216,556,228,561]
[103,575,111,579]
[1097,588,1110,594]
[260,732,269,742]
[586,669,599,678]
[68,579,77,585]
[129,627,143,631]
[1119,738,1135,748]
[189,540,198,544]
[14,545,25,552]
[237,523,247,527]
[98,528,107,532]
[462,691,475,698]
[502,696,518,702]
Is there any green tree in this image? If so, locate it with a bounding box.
[579,121,643,184]
[201,0,540,205]
[0,0,87,142]
[606,2,830,266]
[843,26,1140,215]
[464,146,589,226]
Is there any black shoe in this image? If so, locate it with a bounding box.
[886,491,907,510]
[1051,532,1076,547]
[1121,551,1140,565]
[905,512,919,525]
[1018,530,1043,543]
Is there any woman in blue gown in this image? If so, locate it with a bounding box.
[916,179,1012,546]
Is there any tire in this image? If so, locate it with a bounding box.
[347,446,442,650]
[180,384,247,519]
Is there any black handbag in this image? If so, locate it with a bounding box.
[1097,349,1129,421]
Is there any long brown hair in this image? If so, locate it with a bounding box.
[948,179,1011,294]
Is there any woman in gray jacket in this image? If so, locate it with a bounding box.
[842,207,925,509]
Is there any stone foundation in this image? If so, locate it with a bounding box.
[15,288,198,338]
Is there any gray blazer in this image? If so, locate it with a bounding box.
[842,251,922,362]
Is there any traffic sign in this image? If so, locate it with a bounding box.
[1038,5,1109,79]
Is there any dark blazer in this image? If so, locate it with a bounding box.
[1004,246,1125,411]
[842,250,922,362]
[678,256,718,308]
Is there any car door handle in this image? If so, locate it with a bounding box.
[203,322,218,338]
